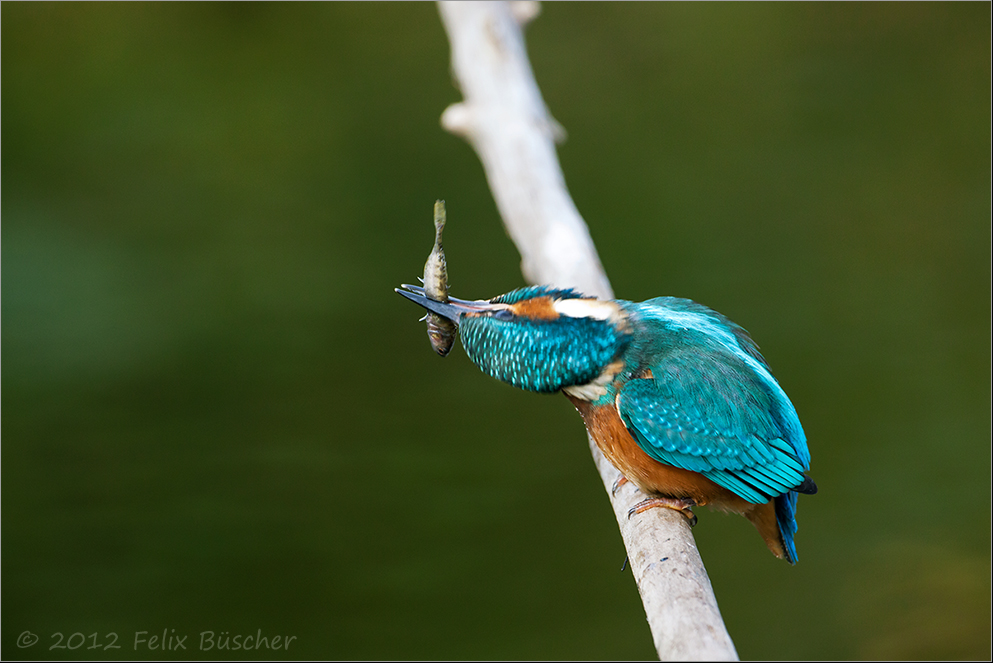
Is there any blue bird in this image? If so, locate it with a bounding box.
[396,284,816,563]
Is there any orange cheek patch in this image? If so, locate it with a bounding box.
[509,297,560,320]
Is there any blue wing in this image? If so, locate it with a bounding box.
[616,298,813,563]
[616,346,810,506]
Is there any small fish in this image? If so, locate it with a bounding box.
[422,200,457,357]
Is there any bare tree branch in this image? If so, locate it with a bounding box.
[437,2,739,660]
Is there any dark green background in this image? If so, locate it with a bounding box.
[3,2,989,660]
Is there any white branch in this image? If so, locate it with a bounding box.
[437,2,739,660]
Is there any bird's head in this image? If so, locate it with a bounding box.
[396,284,633,393]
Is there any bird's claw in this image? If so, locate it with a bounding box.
[627,497,698,527]
[611,475,629,496]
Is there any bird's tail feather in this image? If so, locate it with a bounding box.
[775,490,800,565]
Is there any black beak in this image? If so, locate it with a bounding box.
[395,284,500,323]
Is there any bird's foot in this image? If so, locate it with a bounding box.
[628,497,698,527]
[611,475,629,496]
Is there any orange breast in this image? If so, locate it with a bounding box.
[566,394,752,511]
[566,393,788,559]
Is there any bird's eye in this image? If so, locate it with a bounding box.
[493,309,514,321]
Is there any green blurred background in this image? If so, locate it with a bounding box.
[3,2,989,660]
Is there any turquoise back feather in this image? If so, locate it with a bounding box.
[615,297,810,563]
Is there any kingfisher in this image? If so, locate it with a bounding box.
[396,283,816,563]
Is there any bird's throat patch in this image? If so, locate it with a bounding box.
[562,358,626,403]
